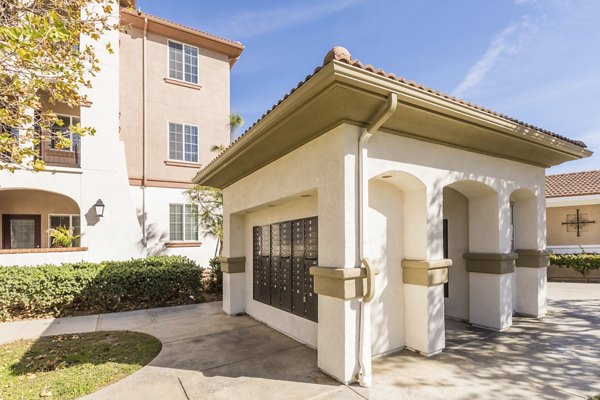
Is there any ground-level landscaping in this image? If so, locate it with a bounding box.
[0,331,161,400]
[0,256,222,322]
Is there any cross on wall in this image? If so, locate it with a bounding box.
[562,209,596,237]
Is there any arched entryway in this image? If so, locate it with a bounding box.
[0,189,80,250]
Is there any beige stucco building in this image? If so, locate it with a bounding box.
[193,47,591,385]
[0,1,243,266]
[546,170,600,254]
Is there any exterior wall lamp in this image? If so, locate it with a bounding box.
[94,199,105,218]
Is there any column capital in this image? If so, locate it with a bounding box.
[220,256,246,273]
[515,249,551,268]
[401,259,452,286]
[310,266,366,300]
[464,253,517,274]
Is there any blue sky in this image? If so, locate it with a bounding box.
[139,0,599,174]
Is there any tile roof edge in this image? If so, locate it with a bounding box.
[120,7,244,50]
[547,170,600,177]
[194,46,588,182]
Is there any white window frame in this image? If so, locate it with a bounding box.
[168,203,199,242]
[167,40,199,85]
[48,214,81,247]
[167,121,199,163]
[51,114,80,151]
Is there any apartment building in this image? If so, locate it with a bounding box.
[0,1,243,267]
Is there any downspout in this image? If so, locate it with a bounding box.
[357,92,397,387]
[141,17,148,246]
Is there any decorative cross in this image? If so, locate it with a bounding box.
[562,209,595,237]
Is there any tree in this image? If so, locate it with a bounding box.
[187,185,223,257]
[0,0,118,172]
[229,112,243,138]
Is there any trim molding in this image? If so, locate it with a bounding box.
[0,246,88,255]
[516,249,551,268]
[310,266,366,300]
[464,253,517,274]
[220,256,246,273]
[164,241,201,248]
[401,259,452,286]
[163,77,202,90]
[128,177,194,189]
[164,160,202,168]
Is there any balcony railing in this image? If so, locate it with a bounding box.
[39,141,80,167]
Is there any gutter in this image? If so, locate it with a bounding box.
[356,92,397,387]
[141,17,148,245]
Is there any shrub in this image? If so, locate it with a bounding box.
[206,257,222,293]
[0,256,203,321]
[550,253,600,279]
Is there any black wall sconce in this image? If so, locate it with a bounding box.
[94,199,105,218]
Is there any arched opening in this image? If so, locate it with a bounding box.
[0,189,80,250]
[367,170,427,356]
[442,180,499,320]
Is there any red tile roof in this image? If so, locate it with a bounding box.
[546,170,600,198]
[196,47,588,178]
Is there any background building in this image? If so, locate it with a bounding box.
[0,1,243,267]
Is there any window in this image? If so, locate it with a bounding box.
[169,204,198,241]
[49,215,81,247]
[51,115,81,151]
[168,41,198,84]
[1,125,19,159]
[2,215,41,249]
[169,122,198,163]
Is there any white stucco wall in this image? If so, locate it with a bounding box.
[128,186,217,267]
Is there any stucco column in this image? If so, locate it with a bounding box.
[314,130,361,384]
[515,249,549,317]
[221,211,246,315]
[465,190,515,331]
[402,187,450,356]
[402,259,451,355]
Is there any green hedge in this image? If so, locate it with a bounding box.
[0,256,203,321]
[550,253,600,276]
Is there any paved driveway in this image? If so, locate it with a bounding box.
[1,282,598,399]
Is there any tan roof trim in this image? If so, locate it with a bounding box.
[120,8,244,68]
[193,47,592,188]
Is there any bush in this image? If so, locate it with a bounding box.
[550,253,600,278]
[0,256,203,321]
[206,257,222,293]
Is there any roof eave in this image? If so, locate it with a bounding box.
[194,60,592,189]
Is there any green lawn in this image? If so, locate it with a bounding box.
[0,331,161,400]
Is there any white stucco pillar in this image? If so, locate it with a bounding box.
[314,129,360,383]
[402,187,449,356]
[513,190,548,318]
[466,190,514,331]
[221,211,246,315]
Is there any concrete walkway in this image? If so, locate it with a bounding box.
[0,283,598,399]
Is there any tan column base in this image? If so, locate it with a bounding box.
[516,249,551,268]
[464,253,517,274]
[220,256,246,273]
[310,267,366,300]
[401,259,452,286]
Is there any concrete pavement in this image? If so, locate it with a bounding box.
[0,283,598,399]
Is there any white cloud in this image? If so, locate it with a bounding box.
[452,18,533,98]
[203,0,364,39]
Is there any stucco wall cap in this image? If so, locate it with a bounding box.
[309,266,366,280]
[463,253,518,261]
[401,259,452,270]
[516,249,552,256]
[219,256,246,263]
